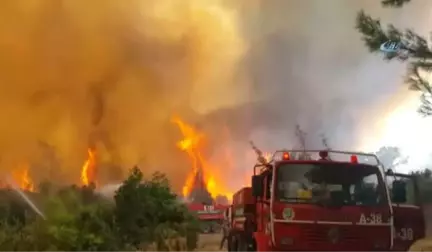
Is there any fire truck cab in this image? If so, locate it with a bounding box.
[386,171,425,251]
[229,150,425,251]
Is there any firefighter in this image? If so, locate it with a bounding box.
[220,208,231,250]
[298,174,313,199]
[313,181,331,199]
[303,168,331,202]
[297,169,314,199]
[219,219,229,249]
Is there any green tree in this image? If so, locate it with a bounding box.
[356,0,432,115]
[410,168,432,203]
[23,186,120,250]
[0,185,120,251]
[114,166,198,250]
[0,167,198,251]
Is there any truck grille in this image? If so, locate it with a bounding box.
[302,225,362,246]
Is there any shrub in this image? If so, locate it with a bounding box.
[0,167,199,251]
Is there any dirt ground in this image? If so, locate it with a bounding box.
[198,232,432,251]
[196,220,432,252]
[410,207,432,251]
[198,233,432,251]
[198,233,224,251]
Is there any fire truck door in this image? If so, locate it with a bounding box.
[258,173,271,233]
[385,173,425,251]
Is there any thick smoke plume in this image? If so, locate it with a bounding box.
[205,0,432,147]
[0,0,430,193]
[0,0,245,190]
[198,0,432,191]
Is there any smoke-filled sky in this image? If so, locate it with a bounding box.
[204,0,432,189]
[0,0,430,192]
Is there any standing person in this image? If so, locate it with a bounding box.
[220,208,231,250]
[312,181,331,204]
[219,219,229,249]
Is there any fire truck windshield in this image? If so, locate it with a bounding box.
[275,162,387,206]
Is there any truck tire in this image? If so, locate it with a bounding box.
[202,225,211,234]
[200,221,211,233]
[237,236,249,251]
[228,235,238,252]
[249,238,257,251]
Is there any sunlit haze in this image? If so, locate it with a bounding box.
[365,93,432,173]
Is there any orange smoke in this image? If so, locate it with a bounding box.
[172,116,233,200]
[80,148,97,186]
[11,164,35,192]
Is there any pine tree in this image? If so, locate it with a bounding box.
[356,0,432,115]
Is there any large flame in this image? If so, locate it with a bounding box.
[11,164,35,192]
[172,117,204,197]
[172,116,233,200]
[80,148,97,186]
[0,0,245,189]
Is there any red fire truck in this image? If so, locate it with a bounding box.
[187,203,229,233]
[228,150,425,251]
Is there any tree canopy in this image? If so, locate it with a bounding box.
[356,0,432,115]
[0,167,199,251]
[357,0,432,202]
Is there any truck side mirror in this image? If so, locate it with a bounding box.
[251,175,263,197]
[392,180,407,203]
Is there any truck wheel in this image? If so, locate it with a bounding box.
[243,238,256,251]
[202,225,210,234]
[237,237,248,251]
[200,222,211,234]
[229,235,238,252]
[248,238,257,251]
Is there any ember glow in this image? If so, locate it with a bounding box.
[80,148,97,186]
[172,116,233,200]
[263,152,272,162]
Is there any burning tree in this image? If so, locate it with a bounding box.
[11,164,35,192]
[80,147,97,187]
[172,116,232,203]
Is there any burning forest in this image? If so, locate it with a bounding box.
[0,0,250,199]
[0,115,236,207]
